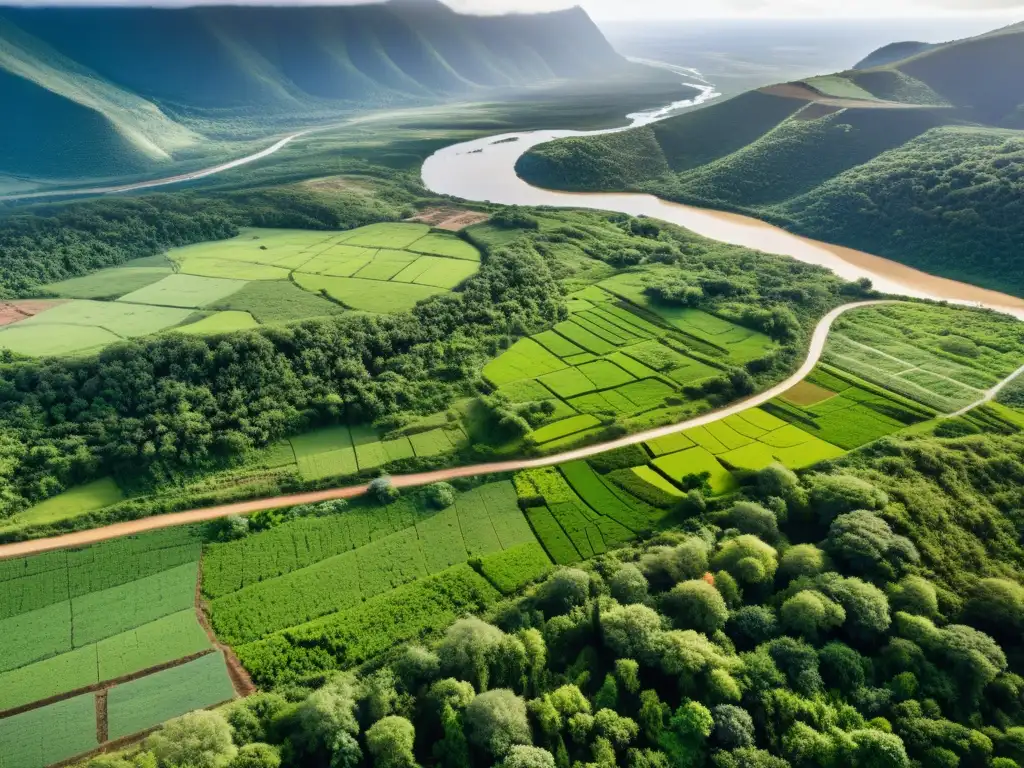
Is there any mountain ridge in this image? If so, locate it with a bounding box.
[0,1,626,180]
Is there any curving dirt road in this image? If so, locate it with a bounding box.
[0,131,309,203]
[0,300,895,560]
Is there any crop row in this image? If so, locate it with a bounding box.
[0,610,212,712]
[0,529,201,621]
[1,563,199,674]
[208,483,533,644]
[201,497,420,598]
[235,564,501,687]
[475,543,553,594]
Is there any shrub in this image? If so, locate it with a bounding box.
[780,590,846,641]
[427,482,457,509]
[779,544,829,582]
[609,564,649,604]
[366,716,417,768]
[808,474,888,524]
[465,689,531,758]
[661,580,729,634]
[147,711,237,768]
[369,476,400,504]
[536,569,591,616]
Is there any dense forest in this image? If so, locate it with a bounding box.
[0,201,859,519]
[94,430,1024,768]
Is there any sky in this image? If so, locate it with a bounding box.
[7,0,1024,19]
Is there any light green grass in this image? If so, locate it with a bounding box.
[341,222,430,249]
[736,408,788,432]
[291,426,358,480]
[393,256,479,289]
[529,414,601,444]
[173,311,259,336]
[409,429,454,458]
[351,249,418,281]
[771,438,845,469]
[46,267,172,299]
[718,443,778,471]
[211,281,345,325]
[106,653,236,741]
[14,299,193,338]
[578,360,635,389]
[630,466,684,496]
[803,75,879,101]
[652,446,737,495]
[292,273,445,313]
[298,246,378,276]
[646,432,695,456]
[483,338,567,386]
[3,478,123,531]
[118,274,248,309]
[178,258,291,281]
[540,367,598,399]
[407,232,481,261]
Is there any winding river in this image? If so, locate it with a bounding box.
[421,82,1024,321]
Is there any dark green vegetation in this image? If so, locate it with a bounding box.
[0,0,643,181]
[517,22,1024,295]
[54,426,1024,768]
[0,178,866,529]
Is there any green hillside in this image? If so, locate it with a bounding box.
[0,1,629,181]
[517,21,1024,295]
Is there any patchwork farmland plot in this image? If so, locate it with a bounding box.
[105,653,236,740]
[0,477,124,532]
[0,527,222,764]
[0,693,97,768]
[5,224,479,358]
[204,482,538,646]
[483,286,738,449]
[823,304,1024,412]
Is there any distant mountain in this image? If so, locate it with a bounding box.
[516,20,1024,295]
[853,41,937,70]
[0,0,627,179]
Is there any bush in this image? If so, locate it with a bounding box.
[780,590,846,641]
[725,502,779,542]
[465,689,531,758]
[536,568,591,616]
[426,482,457,509]
[228,744,280,768]
[661,580,729,634]
[147,711,237,768]
[366,716,417,768]
[609,564,649,604]
[370,476,400,504]
[779,544,829,582]
[808,474,888,524]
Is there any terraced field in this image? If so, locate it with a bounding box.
[289,421,468,482]
[0,528,237,768]
[0,224,480,358]
[484,285,750,450]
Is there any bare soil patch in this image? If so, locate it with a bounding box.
[0,299,65,326]
[195,556,257,697]
[782,380,838,407]
[95,690,108,744]
[408,207,490,231]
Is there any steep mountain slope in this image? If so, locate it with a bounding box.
[853,41,937,70]
[0,0,627,180]
[517,20,1024,295]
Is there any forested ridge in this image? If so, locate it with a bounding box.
[0,200,860,520]
[515,23,1024,296]
[92,430,1024,768]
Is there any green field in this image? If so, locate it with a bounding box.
[106,653,236,740]
[0,478,123,531]
[4,224,480,359]
[482,285,731,448]
[206,481,533,645]
[173,311,260,336]
[802,74,880,100]
[118,274,248,309]
[823,304,1024,413]
[0,528,212,740]
[0,693,97,768]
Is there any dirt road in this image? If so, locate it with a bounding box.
[0,131,309,203]
[0,300,897,561]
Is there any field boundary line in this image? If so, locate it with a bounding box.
[951,361,1024,417]
[833,333,986,393]
[0,649,217,720]
[195,556,257,697]
[0,299,962,562]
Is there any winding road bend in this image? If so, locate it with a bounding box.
[0,131,309,203]
[0,299,903,560]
